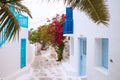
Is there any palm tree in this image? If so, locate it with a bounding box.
[0,0,32,41]
[57,0,110,26]
[0,0,109,41]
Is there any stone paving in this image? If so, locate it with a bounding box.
[15,43,80,80]
[15,54,79,80]
[29,55,76,80]
[1,42,80,80]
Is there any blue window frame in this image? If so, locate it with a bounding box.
[16,13,28,28]
[10,3,28,28]
[102,38,108,69]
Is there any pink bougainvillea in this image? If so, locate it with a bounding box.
[47,14,66,44]
[37,14,66,61]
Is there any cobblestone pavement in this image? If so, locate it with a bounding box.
[29,55,76,80]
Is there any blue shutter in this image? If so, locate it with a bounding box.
[102,38,108,69]
[66,7,73,20]
[64,20,73,34]
[64,7,73,34]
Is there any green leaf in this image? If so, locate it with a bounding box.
[0,0,32,42]
[47,0,110,26]
[67,0,110,26]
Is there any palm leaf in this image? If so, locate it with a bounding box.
[0,0,32,41]
[66,0,110,26]
[14,1,32,18]
[0,4,20,41]
[48,0,109,26]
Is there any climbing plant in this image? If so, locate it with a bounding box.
[29,14,66,61]
[46,14,66,61]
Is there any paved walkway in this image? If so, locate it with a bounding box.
[16,55,79,80]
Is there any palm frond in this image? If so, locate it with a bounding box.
[0,0,32,42]
[0,3,20,41]
[14,1,32,18]
[67,0,110,26]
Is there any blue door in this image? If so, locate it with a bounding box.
[80,38,87,76]
[20,39,26,68]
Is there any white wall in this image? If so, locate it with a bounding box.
[70,0,120,80]
[0,28,35,78]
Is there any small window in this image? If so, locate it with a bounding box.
[95,38,109,69]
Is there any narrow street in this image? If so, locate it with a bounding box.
[16,49,79,80]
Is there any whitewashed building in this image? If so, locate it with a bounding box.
[0,7,34,79]
[63,0,120,80]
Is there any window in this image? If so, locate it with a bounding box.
[95,38,109,69]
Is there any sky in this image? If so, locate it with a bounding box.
[22,0,66,29]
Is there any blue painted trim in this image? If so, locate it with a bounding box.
[66,7,73,20]
[20,39,26,68]
[80,38,87,76]
[64,7,73,34]
[16,13,28,28]
[102,38,108,69]
[64,20,73,34]
[10,3,28,28]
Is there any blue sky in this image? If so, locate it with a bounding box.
[22,0,66,29]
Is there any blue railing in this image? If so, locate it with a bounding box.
[15,12,28,28]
